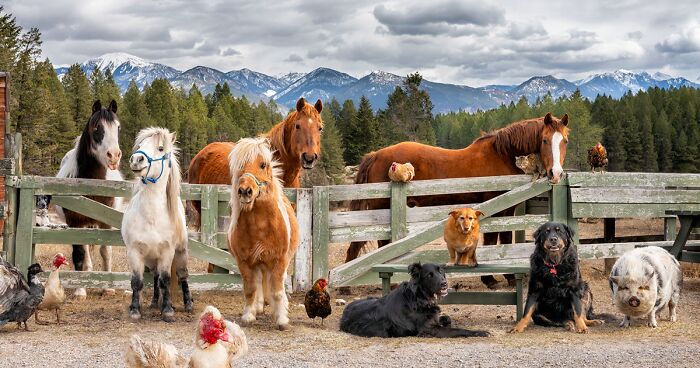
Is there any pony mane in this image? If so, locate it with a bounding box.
[266,102,323,159]
[133,127,185,242]
[474,117,569,157]
[228,137,289,245]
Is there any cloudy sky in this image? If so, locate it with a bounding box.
[5,0,700,85]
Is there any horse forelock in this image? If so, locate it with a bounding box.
[267,103,323,160]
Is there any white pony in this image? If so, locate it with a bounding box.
[54,100,123,300]
[121,127,192,322]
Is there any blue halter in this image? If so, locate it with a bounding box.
[134,150,171,184]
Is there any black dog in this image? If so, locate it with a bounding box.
[511,222,603,333]
[340,263,490,338]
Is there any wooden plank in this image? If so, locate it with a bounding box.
[0,157,14,176]
[34,228,125,246]
[19,176,132,197]
[327,182,391,202]
[44,271,242,290]
[51,195,124,228]
[14,188,35,277]
[390,182,408,242]
[549,180,569,224]
[406,175,532,196]
[571,203,700,218]
[294,188,313,291]
[330,179,552,286]
[568,172,700,188]
[188,238,239,273]
[199,186,217,247]
[571,188,700,204]
[371,263,530,274]
[312,186,330,281]
[214,185,297,203]
[329,208,390,228]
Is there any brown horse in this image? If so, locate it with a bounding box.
[227,137,299,331]
[346,113,570,288]
[187,97,323,225]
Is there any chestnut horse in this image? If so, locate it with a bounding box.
[187,97,323,226]
[227,137,299,330]
[347,113,570,288]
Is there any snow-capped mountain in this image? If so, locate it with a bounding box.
[63,52,181,90]
[576,69,699,99]
[53,53,700,112]
[511,75,579,103]
[273,67,358,107]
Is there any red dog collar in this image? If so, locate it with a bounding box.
[543,261,558,275]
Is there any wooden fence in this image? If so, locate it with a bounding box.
[3,136,700,291]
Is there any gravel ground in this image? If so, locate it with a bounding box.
[1,266,699,368]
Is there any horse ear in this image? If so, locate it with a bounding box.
[92,100,102,114]
[314,99,323,113]
[170,131,177,144]
[560,113,569,126]
[543,112,553,125]
[109,100,118,113]
[296,97,306,112]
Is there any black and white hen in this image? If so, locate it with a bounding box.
[0,256,45,330]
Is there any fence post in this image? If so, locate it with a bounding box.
[294,188,313,291]
[312,186,329,282]
[664,217,677,241]
[3,133,21,265]
[514,202,526,243]
[390,182,408,242]
[201,185,226,273]
[14,187,34,277]
[550,176,578,244]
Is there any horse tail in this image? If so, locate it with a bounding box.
[350,151,377,212]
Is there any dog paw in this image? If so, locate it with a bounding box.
[576,326,589,334]
[647,321,658,328]
[588,319,604,326]
[509,326,525,333]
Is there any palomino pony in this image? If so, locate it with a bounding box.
[227,137,299,330]
[188,97,323,225]
[346,113,570,287]
[122,127,192,322]
[55,100,123,299]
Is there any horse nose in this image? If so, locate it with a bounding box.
[303,153,318,162]
[238,187,253,197]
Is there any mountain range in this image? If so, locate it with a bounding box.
[55,52,700,113]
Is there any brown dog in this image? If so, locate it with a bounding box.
[444,208,483,267]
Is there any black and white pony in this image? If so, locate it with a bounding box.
[55,100,123,299]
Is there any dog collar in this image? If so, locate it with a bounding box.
[543,261,558,275]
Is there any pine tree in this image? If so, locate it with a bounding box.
[62,64,93,128]
[0,7,21,73]
[179,84,209,167]
[346,96,379,165]
[319,107,346,183]
[144,78,180,132]
[653,109,673,172]
[120,80,151,158]
[338,99,356,162]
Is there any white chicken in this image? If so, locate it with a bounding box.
[35,253,68,324]
[124,305,248,368]
[125,334,188,368]
[189,305,249,368]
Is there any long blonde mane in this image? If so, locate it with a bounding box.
[133,127,185,243]
[228,137,290,246]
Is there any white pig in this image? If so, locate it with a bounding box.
[609,246,682,328]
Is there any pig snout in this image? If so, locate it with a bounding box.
[628,296,641,307]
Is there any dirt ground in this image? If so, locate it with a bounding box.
[2,219,700,367]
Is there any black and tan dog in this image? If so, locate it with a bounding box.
[510,222,604,333]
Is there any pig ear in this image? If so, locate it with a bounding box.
[609,276,620,285]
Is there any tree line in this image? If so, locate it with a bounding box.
[2,6,698,182]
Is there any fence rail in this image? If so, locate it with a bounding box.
[3,164,700,291]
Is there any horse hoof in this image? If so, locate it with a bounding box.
[240,313,256,326]
[184,301,194,313]
[73,289,87,300]
[277,323,291,331]
[129,311,141,321]
[162,313,176,323]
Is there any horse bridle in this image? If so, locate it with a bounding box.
[239,172,268,190]
[134,150,171,184]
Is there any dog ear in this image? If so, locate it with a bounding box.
[474,210,484,218]
[562,223,575,243]
[448,210,459,219]
[408,263,422,279]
